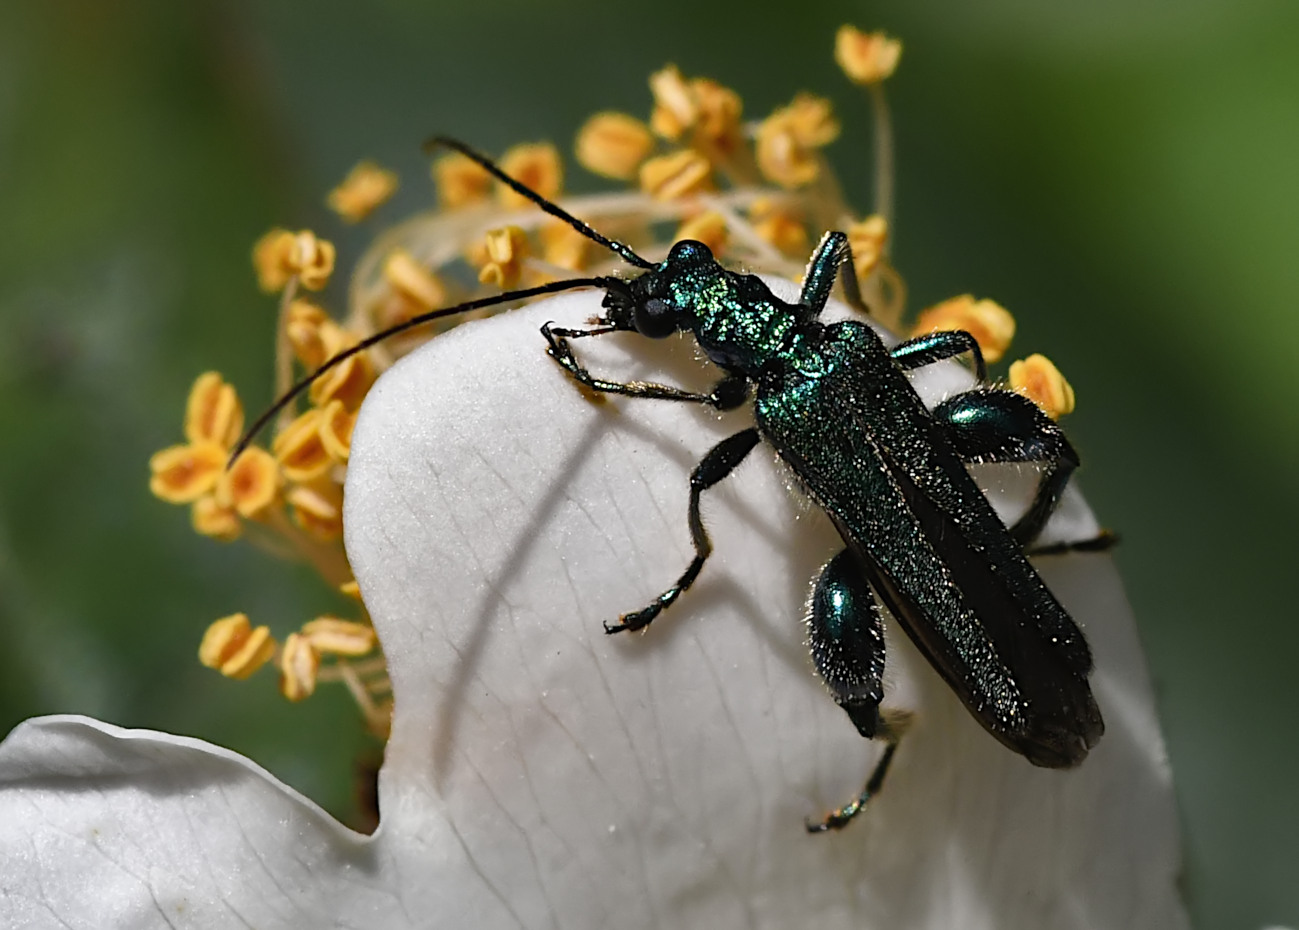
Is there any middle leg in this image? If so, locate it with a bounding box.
[605,428,761,633]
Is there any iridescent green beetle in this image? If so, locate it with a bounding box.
[236,138,1103,831]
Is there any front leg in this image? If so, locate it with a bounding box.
[542,321,748,409]
[798,231,870,318]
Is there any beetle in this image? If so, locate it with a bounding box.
[236,136,1104,831]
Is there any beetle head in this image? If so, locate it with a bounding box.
[602,239,715,339]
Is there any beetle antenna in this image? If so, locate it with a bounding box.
[425,136,656,271]
[230,275,612,463]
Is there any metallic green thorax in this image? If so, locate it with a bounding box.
[664,259,801,373]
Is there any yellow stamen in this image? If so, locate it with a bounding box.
[1009,354,1076,419]
[289,230,336,291]
[306,328,375,410]
[285,300,331,369]
[383,249,447,314]
[477,225,531,289]
[639,149,713,201]
[340,580,362,600]
[252,228,298,293]
[647,66,744,165]
[301,617,377,656]
[217,447,282,519]
[539,220,590,273]
[273,408,332,483]
[749,198,809,257]
[687,78,744,163]
[326,160,399,223]
[834,26,903,85]
[279,632,319,702]
[782,93,840,148]
[575,112,654,180]
[149,441,226,504]
[675,211,728,255]
[253,229,335,293]
[755,95,839,189]
[433,152,493,209]
[286,483,344,540]
[497,143,563,210]
[846,214,889,279]
[912,295,1016,364]
[191,495,241,542]
[199,613,275,680]
[183,372,243,449]
[318,399,357,463]
[648,65,696,141]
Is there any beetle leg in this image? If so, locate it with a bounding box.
[807,548,886,737]
[807,713,911,833]
[931,387,1078,545]
[803,548,908,832]
[797,231,869,318]
[605,428,760,634]
[890,330,987,382]
[541,322,748,409]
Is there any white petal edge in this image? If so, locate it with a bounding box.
[0,715,388,929]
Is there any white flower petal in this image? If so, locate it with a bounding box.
[346,292,1189,929]
[0,715,387,929]
[0,288,1189,930]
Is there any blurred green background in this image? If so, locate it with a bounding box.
[1,2,1295,927]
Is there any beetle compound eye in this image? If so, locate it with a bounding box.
[634,297,678,338]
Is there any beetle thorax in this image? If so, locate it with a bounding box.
[672,269,800,375]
